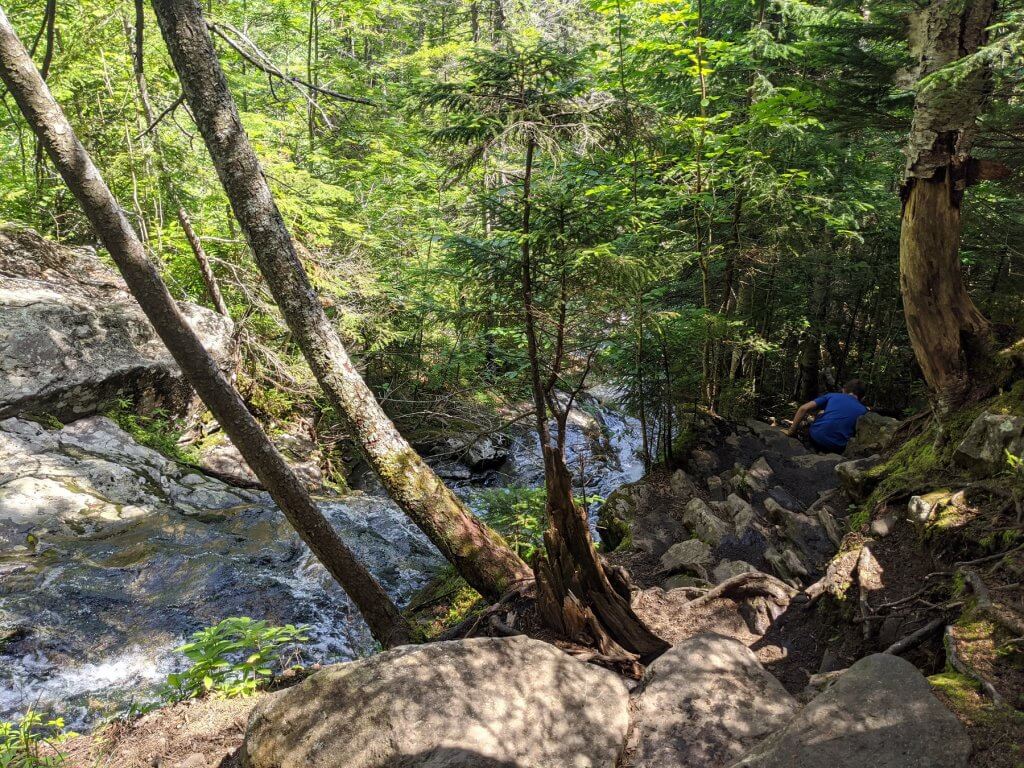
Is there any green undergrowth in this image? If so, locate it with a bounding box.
[104,398,198,464]
[404,565,485,639]
[852,381,1024,529]
[0,710,77,767]
[929,672,1024,766]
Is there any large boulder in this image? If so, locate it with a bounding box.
[845,412,900,458]
[729,654,971,768]
[0,226,233,421]
[241,635,630,768]
[633,633,799,768]
[953,411,1024,477]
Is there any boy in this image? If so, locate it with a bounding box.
[785,379,868,453]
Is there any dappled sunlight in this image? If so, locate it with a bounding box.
[244,636,629,768]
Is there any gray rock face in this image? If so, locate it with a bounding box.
[199,430,325,492]
[953,411,1024,477]
[0,416,441,726]
[712,559,759,584]
[633,633,799,768]
[685,497,734,547]
[845,412,900,457]
[241,636,630,768]
[0,226,233,421]
[729,654,971,768]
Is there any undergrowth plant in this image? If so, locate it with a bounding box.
[161,617,309,701]
[0,710,77,768]
[104,398,198,464]
[477,487,603,562]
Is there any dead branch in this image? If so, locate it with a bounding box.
[883,616,946,655]
[206,21,377,109]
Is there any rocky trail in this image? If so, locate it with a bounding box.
[3,228,1021,767]
[56,408,1004,768]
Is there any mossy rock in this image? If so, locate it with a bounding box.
[596,481,650,552]
[403,566,485,639]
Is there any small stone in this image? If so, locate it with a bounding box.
[670,468,698,499]
[907,490,953,523]
[835,454,882,499]
[662,573,710,591]
[870,513,897,538]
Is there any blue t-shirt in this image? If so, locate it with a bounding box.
[809,393,867,451]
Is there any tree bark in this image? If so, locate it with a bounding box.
[899,0,996,409]
[0,7,412,648]
[516,139,668,662]
[150,0,532,602]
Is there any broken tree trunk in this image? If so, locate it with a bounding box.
[0,7,412,648]
[898,0,998,410]
[517,139,668,663]
[150,0,532,602]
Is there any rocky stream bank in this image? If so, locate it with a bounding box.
[2,227,1022,767]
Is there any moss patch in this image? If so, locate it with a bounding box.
[404,566,485,639]
[929,672,1024,768]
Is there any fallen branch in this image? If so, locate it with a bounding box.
[883,616,946,656]
[955,543,1024,568]
[207,21,377,108]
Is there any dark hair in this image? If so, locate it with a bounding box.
[843,379,866,399]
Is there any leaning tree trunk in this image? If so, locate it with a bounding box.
[899,0,999,410]
[518,139,668,662]
[0,8,412,648]
[150,0,532,602]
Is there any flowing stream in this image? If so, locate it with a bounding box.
[0,394,645,728]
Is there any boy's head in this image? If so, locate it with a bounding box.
[843,379,866,400]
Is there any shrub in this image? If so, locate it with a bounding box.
[161,617,309,701]
[0,709,77,768]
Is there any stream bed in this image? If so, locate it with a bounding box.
[0,394,644,727]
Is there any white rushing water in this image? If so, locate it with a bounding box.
[0,396,645,728]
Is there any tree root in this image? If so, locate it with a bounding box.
[944,625,1005,706]
[883,616,946,655]
[676,571,795,615]
[962,569,1024,637]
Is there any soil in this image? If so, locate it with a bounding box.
[62,696,260,768]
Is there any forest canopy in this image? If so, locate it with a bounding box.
[0,0,1021,457]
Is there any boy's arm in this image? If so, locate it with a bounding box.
[784,401,820,437]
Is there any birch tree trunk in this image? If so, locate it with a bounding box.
[0,8,412,648]
[899,0,997,410]
[149,0,532,601]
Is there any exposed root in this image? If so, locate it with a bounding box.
[674,571,795,616]
[944,625,1006,706]
[883,616,946,656]
[962,569,1024,637]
